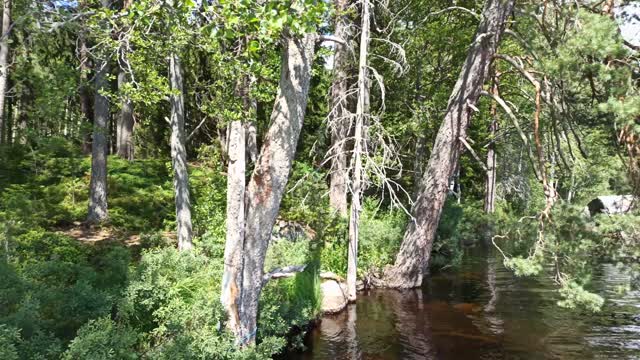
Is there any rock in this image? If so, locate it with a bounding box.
[320,279,348,314]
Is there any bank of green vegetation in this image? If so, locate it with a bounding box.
[1,0,639,359]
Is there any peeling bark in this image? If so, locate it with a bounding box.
[169,54,193,251]
[381,0,515,288]
[221,33,316,346]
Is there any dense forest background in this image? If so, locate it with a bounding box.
[0,0,639,358]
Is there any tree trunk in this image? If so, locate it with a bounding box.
[329,0,351,216]
[115,0,134,160]
[221,33,316,346]
[484,77,499,213]
[0,0,11,144]
[245,121,258,163]
[347,0,370,303]
[169,54,193,251]
[87,0,112,224]
[221,118,245,337]
[79,34,93,155]
[116,71,135,160]
[87,60,110,223]
[381,0,515,288]
[221,73,251,338]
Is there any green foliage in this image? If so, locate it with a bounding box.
[557,281,604,313]
[189,145,228,257]
[259,265,321,349]
[0,142,177,232]
[320,199,406,276]
[0,325,20,360]
[358,202,407,273]
[504,256,543,277]
[265,238,311,272]
[0,230,130,359]
[431,200,492,269]
[63,317,138,360]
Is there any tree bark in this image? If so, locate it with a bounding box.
[329,0,351,216]
[116,71,134,160]
[221,73,251,338]
[0,0,11,144]
[115,0,134,160]
[221,118,245,338]
[169,54,193,251]
[220,33,316,346]
[347,0,370,303]
[87,61,110,224]
[484,76,499,213]
[381,0,515,288]
[79,34,93,154]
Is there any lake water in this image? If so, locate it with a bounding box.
[288,247,640,359]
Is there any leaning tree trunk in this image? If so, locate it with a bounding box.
[0,0,11,144]
[169,54,193,251]
[116,71,134,160]
[328,0,352,216]
[382,0,515,288]
[220,33,316,346]
[347,0,370,302]
[87,60,110,223]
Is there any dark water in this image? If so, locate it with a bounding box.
[289,248,640,359]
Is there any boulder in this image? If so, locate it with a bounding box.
[320,279,348,314]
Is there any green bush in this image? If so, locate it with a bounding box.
[63,317,138,360]
[0,230,130,358]
[0,325,20,360]
[320,199,406,276]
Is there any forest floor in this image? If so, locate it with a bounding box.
[58,224,175,247]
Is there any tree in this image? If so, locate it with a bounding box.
[484,74,499,213]
[220,32,317,346]
[116,0,134,160]
[86,0,112,224]
[328,0,353,216]
[346,0,370,302]
[382,0,516,288]
[168,53,193,251]
[0,0,11,144]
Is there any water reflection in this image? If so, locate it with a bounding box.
[290,248,640,359]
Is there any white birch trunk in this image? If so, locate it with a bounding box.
[169,54,193,251]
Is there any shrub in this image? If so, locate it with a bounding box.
[63,317,138,360]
